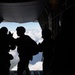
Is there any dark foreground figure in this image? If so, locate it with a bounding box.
[53,3,75,75]
[38,28,54,75]
[15,26,38,75]
[0,27,15,75]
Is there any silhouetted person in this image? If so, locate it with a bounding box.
[15,26,37,75]
[53,4,75,75]
[0,27,15,75]
[38,28,54,75]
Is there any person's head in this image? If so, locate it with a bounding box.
[16,26,26,36]
[0,27,8,36]
[42,28,52,39]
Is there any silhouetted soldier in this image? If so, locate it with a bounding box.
[15,26,37,75]
[0,27,15,75]
[38,28,54,75]
[53,4,75,75]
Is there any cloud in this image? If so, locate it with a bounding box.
[30,52,43,64]
[11,61,43,71]
[26,29,43,44]
[9,48,19,69]
[29,61,43,71]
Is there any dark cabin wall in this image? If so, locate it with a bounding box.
[38,9,49,30]
[45,0,75,39]
[38,0,75,39]
[38,0,50,30]
[38,0,61,39]
[48,0,64,39]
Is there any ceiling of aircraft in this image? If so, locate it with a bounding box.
[0,0,35,3]
[0,0,47,23]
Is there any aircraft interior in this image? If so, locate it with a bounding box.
[0,0,75,75]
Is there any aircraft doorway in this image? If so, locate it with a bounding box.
[0,21,43,71]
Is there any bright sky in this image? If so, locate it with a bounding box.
[0,22,41,31]
[0,21,43,42]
